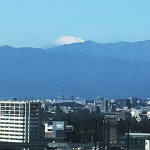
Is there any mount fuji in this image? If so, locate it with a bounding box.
[43,36,84,49]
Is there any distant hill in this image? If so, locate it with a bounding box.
[45,40,150,61]
[0,40,150,99]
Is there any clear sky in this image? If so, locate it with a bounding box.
[0,0,150,48]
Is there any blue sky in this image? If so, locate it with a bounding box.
[0,0,150,47]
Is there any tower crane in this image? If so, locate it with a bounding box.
[56,85,64,101]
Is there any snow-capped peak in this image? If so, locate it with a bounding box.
[54,36,84,46]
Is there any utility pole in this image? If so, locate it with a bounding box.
[103,119,105,150]
[95,119,97,150]
[127,119,129,150]
[99,119,103,150]
[106,118,110,150]
[91,130,93,143]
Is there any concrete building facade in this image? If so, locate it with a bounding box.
[0,101,44,143]
[44,121,73,142]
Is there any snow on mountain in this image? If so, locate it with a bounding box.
[42,36,84,49]
[54,36,84,46]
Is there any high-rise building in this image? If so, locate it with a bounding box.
[129,97,138,106]
[0,101,45,143]
[120,99,131,109]
[101,98,108,113]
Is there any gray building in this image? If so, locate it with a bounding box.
[101,98,108,113]
[44,121,73,142]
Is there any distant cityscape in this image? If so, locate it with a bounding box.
[1,96,150,150]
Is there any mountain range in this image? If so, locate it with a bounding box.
[1,39,150,99]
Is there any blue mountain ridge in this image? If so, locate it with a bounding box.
[0,40,150,99]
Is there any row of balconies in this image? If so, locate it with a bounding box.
[30,119,38,122]
[0,107,25,110]
[0,102,25,107]
[30,120,38,123]
[0,117,25,120]
[0,110,24,112]
[0,139,24,143]
[0,135,24,139]
[0,122,24,125]
[0,116,25,119]
[30,112,38,115]
[0,131,24,135]
[29,117,38,119]
[0,125,25,128]
[0,114,25,117]
[0,112,25,116]
[0,127,25,132]
[0,120,25,123]
[0,129,24,132]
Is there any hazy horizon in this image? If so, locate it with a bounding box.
[0,0,150,48]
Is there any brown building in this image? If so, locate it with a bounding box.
[104,112,126,149]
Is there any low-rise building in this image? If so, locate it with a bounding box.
[44,121,73,142]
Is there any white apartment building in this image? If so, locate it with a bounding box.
[145,139,150,150]
[0,101,44,143]
[131,108,141,118]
